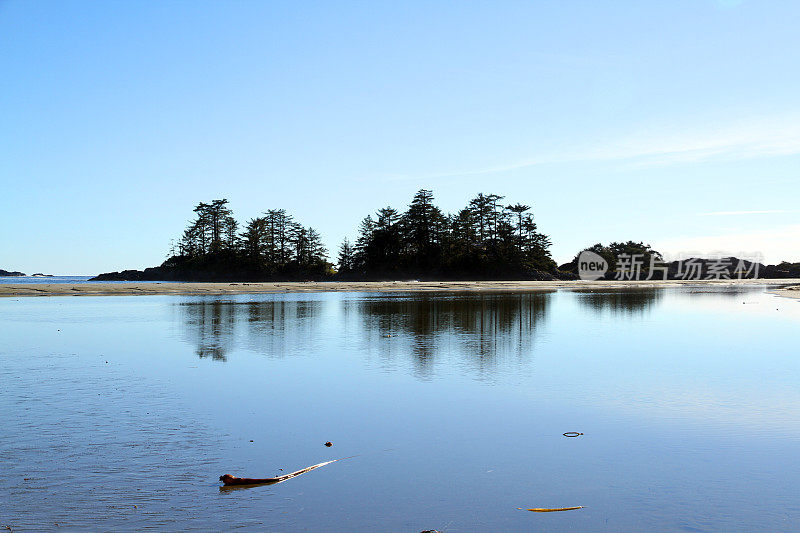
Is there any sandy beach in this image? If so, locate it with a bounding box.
[1,279,798,297]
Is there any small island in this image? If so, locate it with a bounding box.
[92,191,800,283]
[92,190,566,282]
[0,269,26,277]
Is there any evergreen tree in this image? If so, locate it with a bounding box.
[338,238,354,273]
[353,215,375,272]
[401,189,447,272]
[507,203,531,243]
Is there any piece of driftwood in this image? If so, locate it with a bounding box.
[219,459,340,486]
[518,506,584,512]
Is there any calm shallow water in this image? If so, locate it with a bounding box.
[0,276,92,284]
[1,287,799,531]
[0,276,161,284]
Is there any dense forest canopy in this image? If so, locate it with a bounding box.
[169,199,330,280]
[340,189,556,279]
[160,189,559,280]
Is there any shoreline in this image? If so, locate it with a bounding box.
[1,279,798,297]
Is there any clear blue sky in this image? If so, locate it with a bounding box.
[2,0,798,274]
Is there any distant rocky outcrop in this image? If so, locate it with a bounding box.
[91,263,572,282]
[90,254,333,282]
[91,252,574,282]
[93,253,798,283]
[91,266,185,282]
[0,269,26,277]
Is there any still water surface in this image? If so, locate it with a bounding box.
[1,288,798,531]
[0,276,156,284]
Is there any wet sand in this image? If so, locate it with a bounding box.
[774,284,800,299]
[1,279,798,297]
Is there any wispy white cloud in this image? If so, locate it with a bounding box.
[385,115,800,182]
[382,154,562,183]
[699,210,797,217]
[614,120,800,169]
[569,115,800,168]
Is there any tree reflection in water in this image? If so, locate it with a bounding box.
[175,293,554,379]
[176,298,322,361]
[572,289,663,315]
[175,290,668,374]
[342,292,553,379]
[177,300,236,361]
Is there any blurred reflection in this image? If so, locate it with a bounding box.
[176,299,322,361]
[175,292,553,377]
[342,292,553,378]
[178,301,236,361]
[684,286,758,299]
[573,289,663,315]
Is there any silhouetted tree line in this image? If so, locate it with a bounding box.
[91,191,800,282]
[338,189,556,279]
[164,199,331,280]
[142,190,559,281]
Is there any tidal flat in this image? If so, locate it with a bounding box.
[0,278,798,297]
[1,286,799,531]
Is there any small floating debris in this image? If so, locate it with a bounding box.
[324,441,333,447]
[519,506,584,512]
[563,432,583,437]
